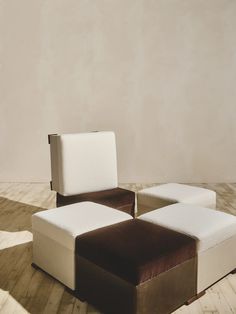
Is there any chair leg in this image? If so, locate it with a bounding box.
[185,291,206,305]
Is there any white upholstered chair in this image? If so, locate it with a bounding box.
[48,131,135,216]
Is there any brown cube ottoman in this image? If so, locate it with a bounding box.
[75,220,197,314]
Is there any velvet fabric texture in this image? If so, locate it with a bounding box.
[76,256,197,314]
[75,220,197,314]
[56,187,135,217]
[76,220,196,285]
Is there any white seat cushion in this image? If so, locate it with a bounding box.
[138,183,216,209]
[32,202,132,250]
[50,131,118,196]
[139,203,236,252]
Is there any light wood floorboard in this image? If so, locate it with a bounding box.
[0,183,236,314]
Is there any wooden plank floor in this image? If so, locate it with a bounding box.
[0,183,236,314]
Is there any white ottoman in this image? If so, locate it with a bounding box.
[139,203,236,293]
[32,201,132,290]
[137,183,216,214]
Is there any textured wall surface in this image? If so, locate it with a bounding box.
[1,0,236,182]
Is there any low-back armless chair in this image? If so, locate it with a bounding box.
[48,131,135,217]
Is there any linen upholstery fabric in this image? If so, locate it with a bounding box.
[49,131,118,196]
[137,183,216,214]
[76,220,197,314]
[197,234,236,292]
[56,187,135,217]
[32,201,132,289]
[32,202,132,250]
[139,203,236,252]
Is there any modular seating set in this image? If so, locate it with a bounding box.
[32,132,236,314]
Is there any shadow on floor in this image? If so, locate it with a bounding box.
[0,197,99,313]
[0,197,46,232]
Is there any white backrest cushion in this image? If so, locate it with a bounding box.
[50,131,118,196]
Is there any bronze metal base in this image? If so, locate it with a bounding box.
[185,290,206,305]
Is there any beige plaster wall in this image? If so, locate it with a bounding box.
[1,0,236,183]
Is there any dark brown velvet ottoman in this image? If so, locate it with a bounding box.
[56,187,135,217]
[75,220,197,314]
